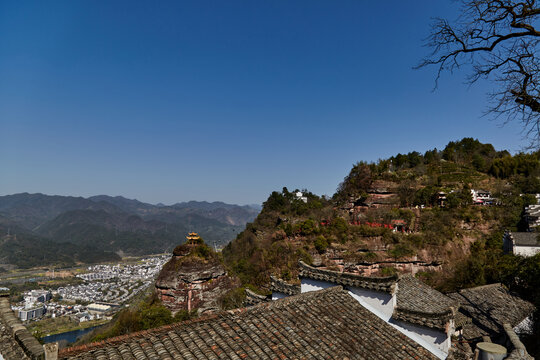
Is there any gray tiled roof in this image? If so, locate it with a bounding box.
[448,283,535,340]
[393,275,458,330]
[397,275,457,314]
[298,261,398,293]
[508,232,540,246]
[59,287,438,360]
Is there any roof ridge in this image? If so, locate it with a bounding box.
[244,288,267,298]
[0,297,45,358]
[270,275,300,285]
[394,275,458,329]
[270,275,301,295]
[59,312,221,357]
[231,285,345,315]
[459,283,502,292]
[298,260,398,293]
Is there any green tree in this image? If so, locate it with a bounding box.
[398,180,416,207]
[139,304,173,329]
[335,162,372,203]
[314,235,329,254]
[414,186,438,207]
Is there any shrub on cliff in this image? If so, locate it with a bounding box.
[90,296,198,342]
[91,302,171,341]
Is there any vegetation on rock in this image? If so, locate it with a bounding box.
[222,138,540,312]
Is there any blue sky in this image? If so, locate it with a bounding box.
[0,1,527,205]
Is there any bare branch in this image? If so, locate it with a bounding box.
[417,0,540,147]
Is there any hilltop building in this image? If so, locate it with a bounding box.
[523,194,540,230]
[185,231,202,245]
[295,191,308,203]
[503,231,540,257]
[437,191,447,207]
[471,189,496,205]
[524,203,540,229]
[525,205,540,228]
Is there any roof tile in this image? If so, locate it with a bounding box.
[448,283,535,340]
[508,232,540,247]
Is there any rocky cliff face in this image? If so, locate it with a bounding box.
[155,244,238,314]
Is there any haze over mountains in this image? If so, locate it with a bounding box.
[0,193,259,269]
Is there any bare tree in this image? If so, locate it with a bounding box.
[417,0,540,147]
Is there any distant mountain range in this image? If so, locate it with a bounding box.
[0,193,259,269]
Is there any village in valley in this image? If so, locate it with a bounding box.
[0,255,168,342]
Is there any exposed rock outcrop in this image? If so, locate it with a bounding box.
[155,236,238,314]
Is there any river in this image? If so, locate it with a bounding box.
[41,325,103,344]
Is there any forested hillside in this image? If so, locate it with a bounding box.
[0,195,258,269]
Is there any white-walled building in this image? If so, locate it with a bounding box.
[87,303,111,314]
[292,261,453,359]
[524,204,540,229]
[503,231,540,257]
[25,290,51,306]
[470,189,494,205]
[18,305,45,321]
[295,191,308,203]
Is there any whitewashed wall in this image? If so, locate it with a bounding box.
[347,286,394,322]
[514,246,540,257]
[390,319,449,359]
[300,278,333,293]
[271,292,288,301]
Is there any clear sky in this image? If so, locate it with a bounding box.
[0,1,528,205]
